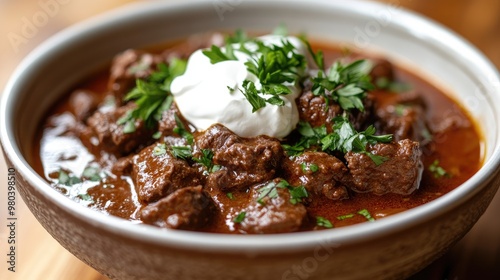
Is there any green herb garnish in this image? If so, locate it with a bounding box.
[316,216,334,228]
[429,160,451,178]
[284,115,392,165]
[337,213,355,220]
[121,59,186,130]
[358,209,375,222]
[204,36,306,113]
[152,143,167,157]
[321,115,392,165]
[226,192,235,200]
[256,179,308,205]
[171,145,193,160]
[300,162,319,173]
[233,211,246,223]
[58,170,81,186]
[193,149,221,173]
[311,60,374,111]
[82,166,101,182]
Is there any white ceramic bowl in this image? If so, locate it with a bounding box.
[2,0,500,279]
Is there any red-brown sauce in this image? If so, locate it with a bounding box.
[33,36,482,233]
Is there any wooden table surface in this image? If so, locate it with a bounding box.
[1,0,499,279]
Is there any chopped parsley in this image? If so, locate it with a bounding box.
[300,162,319,173]
[357,209,375,222]
[58,170,81,186]
[256,179,308,205]
[152,143,167,157]
[78,193,93,201]
[289,186,308,205]
[337,213,355,220]
[233,211,246,223]
[203,35,306,112]
[429,159,451,178]
[82,166,101,182]
[284,115,392,165]
[311,60,374,111]
[193,149,221,174]
[316,216,333,228]
[226,192,235,200]
[121,58,186,131]
[170,145,193,160]
[321,115,392,165]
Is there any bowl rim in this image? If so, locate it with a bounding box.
[2,0,500,253]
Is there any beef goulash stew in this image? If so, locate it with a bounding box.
[35,29,483,234]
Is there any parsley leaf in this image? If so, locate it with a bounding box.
[256,179,308,205]
[58,170,81,186]
[202,45,237,64]
[204,36,306,113]
[152,143,167,157]
[82,166,101,182]
[358,209,375,222]
[171,145,193,160]
[311,60,374,111]
[429,160,451,178]
[316,216,334,228]
[321,115,392,165]
[122,59,186,130]
[193,149,220,173]
[233,211,246,223]
[289,185,308,204]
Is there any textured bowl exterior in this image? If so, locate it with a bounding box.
[2,1,500,279]
[6,148,499,280]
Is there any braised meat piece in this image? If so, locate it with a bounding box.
[237,179,307,234]
[375,91,431,143]
[108,49,166,103]
[345,139,423,195]
[140,186,216,230]
[83,103,155,155]
[298,91,375,132]
[283,152,349,200]
[67,89,98,122]
[132,144,203,203]
[195,124,283,191]
[157,103,193,138]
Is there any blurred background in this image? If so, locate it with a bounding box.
[0,0,499,279]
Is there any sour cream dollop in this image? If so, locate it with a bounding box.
[170,35,309,138]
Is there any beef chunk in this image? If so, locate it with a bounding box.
[345,139,423,195]
[68,89,98,122]
[237,179,307,234]
[140,186,215,230]
[195,124,283,191]
[298,91,375,132]
[369,58,394,84]
[84,103,154,155]
[108,49,166,103]
[375,91,430,143]
[283,152,349,200]
[157,103,193,138]
[132,144,203,203]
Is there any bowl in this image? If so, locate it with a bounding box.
[2,0,500,279]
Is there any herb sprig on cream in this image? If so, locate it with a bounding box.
[203,37,307,112]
